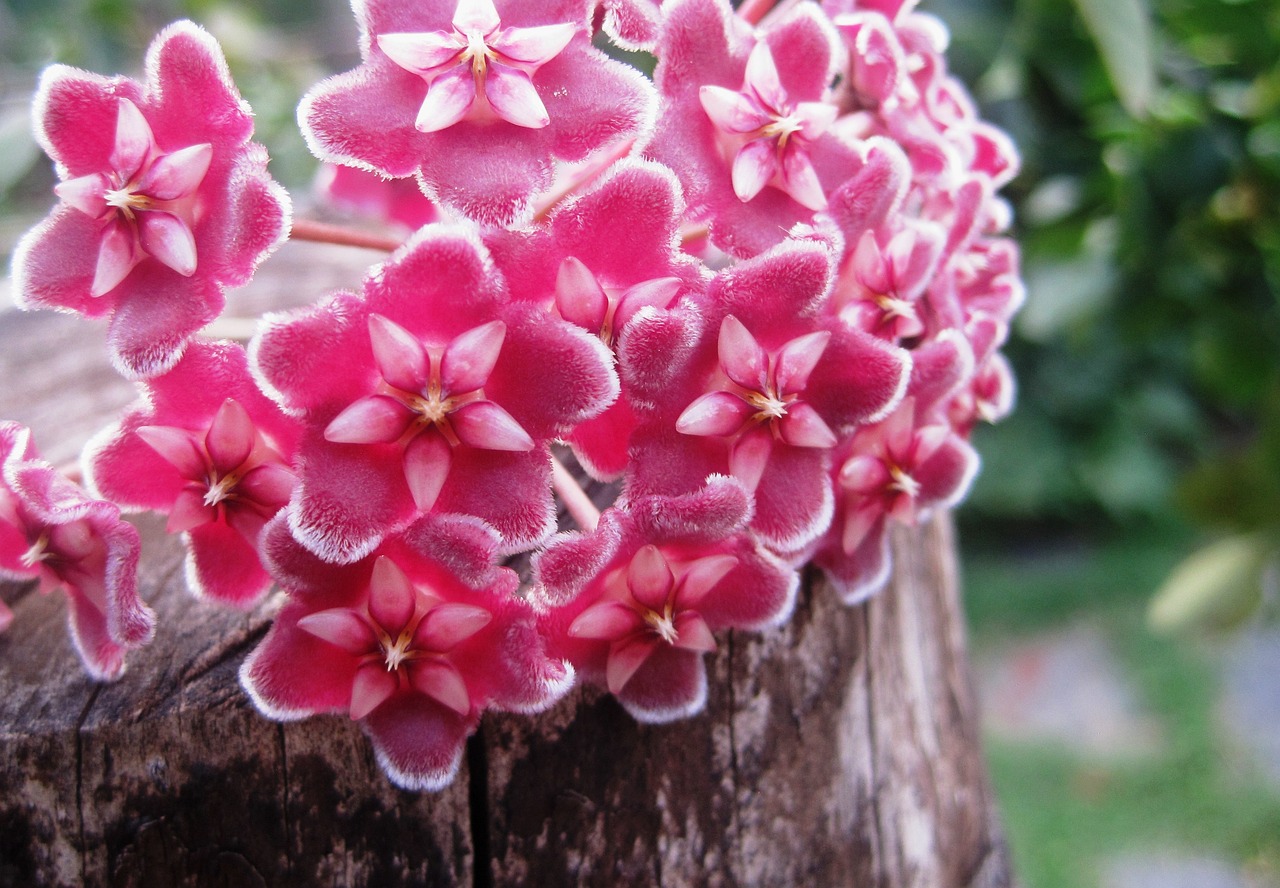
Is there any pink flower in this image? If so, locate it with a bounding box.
[252,223,618,563]
[316,164,440,232]
[535,476,795,722]
[484,158,707,479]
[299,0,657,226]
[648,0,859,256]
[11,22,290,379]
[598,0,664,52]
[85,340,300,607]
[241,513,571,790]
[626,236,909,552]
[0,422,154,679]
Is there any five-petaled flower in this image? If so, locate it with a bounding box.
[11,21,289,379]
[0,422,154,680]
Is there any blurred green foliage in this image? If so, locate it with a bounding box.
[939,0,1280,543]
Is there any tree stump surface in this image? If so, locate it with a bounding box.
[0,243,1014,887]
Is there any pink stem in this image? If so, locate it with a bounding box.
[551,457,601,532]
[289,218,403,253]
[531,138,636,222]
[736,0,776,26]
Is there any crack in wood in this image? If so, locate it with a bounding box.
[467,726,493,888]
[75,684,102,888]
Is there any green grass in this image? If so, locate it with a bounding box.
[962,523,1280,888]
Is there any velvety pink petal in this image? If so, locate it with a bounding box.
[442,320,506,394]
[565,398,637,481]
[780,144,827,211]
[144,21,255,149]
[538,41,657,165]
[202,143,291,288]
[554,256,609,332]
[408,660,471,715]
[403,431,453,512]
[368,313,428,393]
[186,520,273,606]
[615,645,706,723]
[728,426,774,492]
[363,693,472,791]
[105,263,222,379]
[399,513,504,591]
[627,544,675,611]
[601,0,662,52]
[817,518,892,605]
[240,605,361,719]
[238,463,296,509]
[614,277,684,332]
[532,511,624,605]
[454,0,502,32]
[827,137,910,242]
[435,447,554,555]
[916,436,980,509]
[109,98,153,178]
[764,5,842,101]
[751,444,833,552]
[416,65,477,133]
[804,328,909,429]
[775,330,832,395]
[134,425,205,478]
[297,607,377,654]
[63,587,129,681]
[252,292,374,413]
[717,315,768,390]
[33,66,141,177]
[415,123,553,226]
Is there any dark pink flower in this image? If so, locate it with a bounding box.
[598,0,664,51]
[0,422,154,679]
[241,513,571,790]
[815,396,978,603]
[85,340,300,607]
[535,476,795,722]
[316,164,440,232]
[484,158,707,479]
[11,21,290,379]
[299,0,657,226]
[626,236,909,552]
[648,0,860,257]
[252,224,618,563]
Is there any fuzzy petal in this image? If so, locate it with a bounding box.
[403,431,454,512]
[442,320,506,394]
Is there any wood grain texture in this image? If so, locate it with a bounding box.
[0,249,1013,887]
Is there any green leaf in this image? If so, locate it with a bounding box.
[1147,534,1273,635]
[1070,0,1157,118]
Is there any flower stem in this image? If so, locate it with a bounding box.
[551,456,601,532]
[289,218,403,253]
[531,138,636,222]
[736,0,776,26]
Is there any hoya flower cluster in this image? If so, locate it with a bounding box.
[4,0,1022,790]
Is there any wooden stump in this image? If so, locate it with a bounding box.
[0,243,1014,887]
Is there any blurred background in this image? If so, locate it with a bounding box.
[1,0,1278,885]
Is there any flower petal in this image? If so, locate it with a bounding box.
[677,554,739,609]
[377,31,463,75]
[454,0,501,33]
[717,315,767,391]
[368,555,417,636]
[92,219,139,297]
[109,99,154,180]
[416,65,477,133]
[450,401,534,451]
[297,607,376,654]
[731,138,778,204]
[135,425,205,478]
[606,633,660,694]
[441,320,506,394]
[408,659,471,715]
[137,142,212,201]
[699,85,767,134]
[627,544,674,611]
[167,487,215,533]
[205,398,255,471]
[415,602,492,651]
[728,426,774,491]
[569,600,644,640]
[137,210,197,277]
[780,143,826,211]
[368,313,429,393]
[774,330,831,395]
[554,256,609,333]
[484,63,550,129]
[324,395,413,445]
[614,276,682,331]
[54,173,108,218]
[673,611,716,652]
[350,663,399,720]
[403,430,453,511]
[676,391,751,438]
[491,22,577,65]
[237,462,296,509]
[778,402,837,448]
